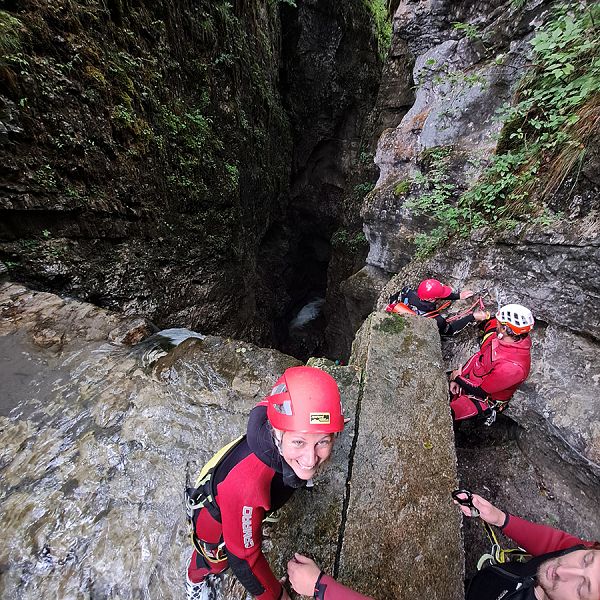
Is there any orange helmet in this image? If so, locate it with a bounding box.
[266,366,344,434]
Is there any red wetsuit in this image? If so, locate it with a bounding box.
[451,319,532,421]
[467,515,596,600]
[187,402,305,599]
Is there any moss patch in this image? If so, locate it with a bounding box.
[375,315,407,334]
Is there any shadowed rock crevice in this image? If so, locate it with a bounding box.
[333,364,365,579]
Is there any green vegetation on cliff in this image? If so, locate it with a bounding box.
[408,2,600,257]
[0,0,292,328]
[364,0,392,61]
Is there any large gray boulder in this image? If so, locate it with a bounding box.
[340,312,464,600]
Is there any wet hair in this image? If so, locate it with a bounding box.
[499,322,528,342]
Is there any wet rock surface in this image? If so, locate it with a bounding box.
[0,283,301,598]
[0,285,466,599]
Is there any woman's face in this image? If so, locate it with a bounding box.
[279,431,335,480]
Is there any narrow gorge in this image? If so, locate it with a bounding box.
[1,0,599,598]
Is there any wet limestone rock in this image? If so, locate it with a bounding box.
[0,282,154,348]
[0,283,370,599]
[340,312,464,599]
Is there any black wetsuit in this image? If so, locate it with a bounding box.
[396,288,475,336]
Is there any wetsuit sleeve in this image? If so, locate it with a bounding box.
[315,574,374,600]
[502,515,593,555]
[433,314,447,334]
[479,361,526,395]
[441,291,461,301]
[443,314,475,336]
[454,376,487,399]
[219,461,282,600]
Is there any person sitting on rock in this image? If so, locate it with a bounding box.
[449,303,534,423]
[389,278,488,335]
[185,366,345,600]
[455,492,600,600]
[287,553,374,600]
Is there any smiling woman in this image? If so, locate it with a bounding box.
[184,366,345,600]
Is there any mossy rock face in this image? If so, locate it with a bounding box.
[0,0,292,340]
[374,314,407,334]
[393,179,411,197]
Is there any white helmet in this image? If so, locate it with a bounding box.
[496,304,534,335]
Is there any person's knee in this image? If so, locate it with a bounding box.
[450,395,480,421]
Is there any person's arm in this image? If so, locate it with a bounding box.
[315,574,375,600]
[287,554,374,600]
[443,313,475,336]
[220,462,284,600]
[442,289,474,301]
[454,494,593,557]
[502,515,591,555]
[453,376,487,399]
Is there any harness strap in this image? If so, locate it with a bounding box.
[482,522,530,565]
[422,300,452,318]
[446,297,485,323]
[185,435,246,555]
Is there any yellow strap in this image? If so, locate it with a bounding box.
[194,435,244,487]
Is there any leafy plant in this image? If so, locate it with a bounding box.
[408,2,600,256]
[364,0,392,61]
[452,22,481,42]
[331,229,368,252]
[0,11,24,59]
[354,181,375,200]
[393,180,411,197]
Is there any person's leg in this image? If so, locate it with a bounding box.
[187,508,228,584]
[450,394,487,421]
[187,550,228,583]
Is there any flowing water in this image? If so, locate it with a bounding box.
[0,291,293,599]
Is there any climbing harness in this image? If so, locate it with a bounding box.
[185,435,245,561]
[184,435,285,562]
[479,521,530,567]
[452,489,530,568]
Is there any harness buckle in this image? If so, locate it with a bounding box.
[484,409,497,427]
[185,488,206,518]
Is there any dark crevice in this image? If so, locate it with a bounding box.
[333,366,365,578]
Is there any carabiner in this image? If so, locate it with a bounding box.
[451,489,480,518]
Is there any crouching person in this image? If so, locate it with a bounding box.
[449,304,534,424]
[185,366,345,600]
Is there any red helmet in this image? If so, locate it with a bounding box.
[266,366,344,434]
[417,278,452,300]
